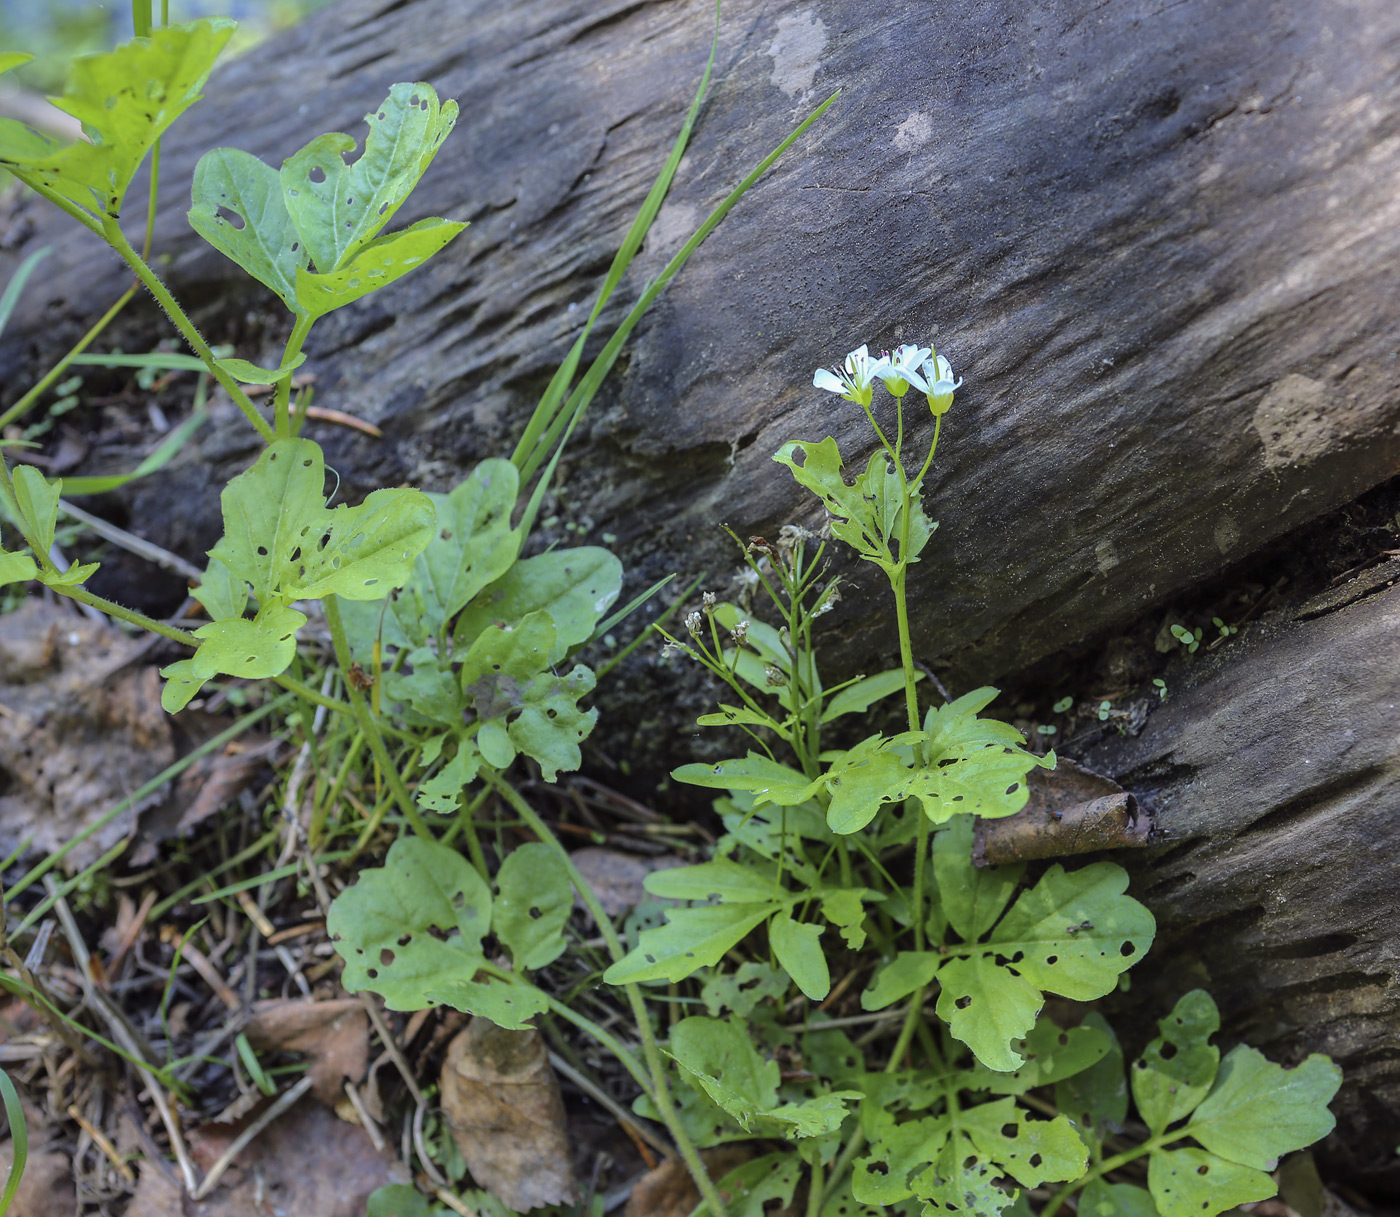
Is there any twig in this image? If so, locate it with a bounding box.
[357,992,425,1105]
[342,1080,385,1151]
[191,1074,314,1200]
[66,1102,135,1183]
[412,1099,449,1188]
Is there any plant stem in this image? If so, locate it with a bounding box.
[99,217,275,443]
[323,596,431,842]
[481,769,731,1217]
[274,314,313,439]
[1041,1135,1169,1217]
[59,585,200,646]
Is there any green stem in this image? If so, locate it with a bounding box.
[99,217,275,443]
[481,769,730,1217]
[805,1153,824,1217]
[58,585,199,646]
[274,314,313,439]
[1042,1135,1170,1217]
[323,595,431,842]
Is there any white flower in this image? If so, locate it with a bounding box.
[877,343,932,398]
[812,344,889,408]
[685,610,702,637]
[920,352,962,416]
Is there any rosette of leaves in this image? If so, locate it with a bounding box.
[160,439,433,710]
[860,817,1155,1070]
[0,21,234,223]
[337,465,622,799]
[327,837,573,1029]
[187,79,465,339]
[601,858,871,1001]
[675,686,1053,835]
[1066,991,1341,1217]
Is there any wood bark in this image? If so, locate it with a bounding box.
[1,0,1399,1186]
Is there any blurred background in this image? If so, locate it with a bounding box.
[1,0,335,91]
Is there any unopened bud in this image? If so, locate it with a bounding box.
[730,620,750,646]
[764,665,788,687]
[685,610,702,637]
[702,591,717,614]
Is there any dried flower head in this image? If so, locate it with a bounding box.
[685,610,702,637]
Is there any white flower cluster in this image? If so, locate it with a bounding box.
[812,343,961,415]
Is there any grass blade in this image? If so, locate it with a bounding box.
[0,1070,25,1217]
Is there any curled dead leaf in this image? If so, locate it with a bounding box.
[244,998,369,1106]
[439,1017,575,1211]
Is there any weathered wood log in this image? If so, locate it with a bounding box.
[1087,581,1400,1189]
[2,0,1400,1184]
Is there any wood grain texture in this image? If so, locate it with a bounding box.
[1088,583,1400,1187]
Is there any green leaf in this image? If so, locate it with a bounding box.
[456,546,622,664]
[0,20,234,219]
[295,217,466,319]
[673,753,820,807]
[11,464,59,554]
[424,975,549,1031]
[37,561,98,589]
[769,912,829,1001]
[216,352,308,385]
[820,888,869,949]
[505,662,597,782]
[0,53,34,76]
[191,555,248,622]
[280,82,458,274]
[854,1097,1085,1213]
[415,459,521,629]
[604,903,776,985]
[1080,1180,1160,1217]
[934,815,1024,940]
[415,736,481,813]
[0,550,38,588]
[668,1015,779,1130]
[822,735,912,833]
[645,859,786,904]
[158,658,206,713]
[211,439,433,605]
[1132,990,1221,1136]
[697,704,786,731]
[495,843,572,970]
[188,602,306,680]
[1148,1147,1273,1217]
[821,668,918,722]
[701,962,789,1017]
[189,147,308,313]
[1055,1012,1128,1142]
[965,1015,1113,1096]
[713,1154,803,1217]
[1187,1045,1340,1169]
[860,951,941,1011]
[328,837,491,1010]
[936,862,1155,1069]
[366,1183,453,1217]
[388,649,468,731]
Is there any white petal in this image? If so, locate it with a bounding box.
[813,368,847,394]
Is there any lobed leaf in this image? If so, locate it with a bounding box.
[189,602,306,679]
[328,838,491,1010]
[1132,989,1220,1135]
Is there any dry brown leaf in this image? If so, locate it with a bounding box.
[971,757,1154,866]
[0,1148,76,1217]
[440,1017,576,1211]
[245,998,369,1106]
[132,1101,405,1217]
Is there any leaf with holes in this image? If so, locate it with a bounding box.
[280,82,458,274]
[0,20,234,219]
[189,147,308,313]
[853,1097,1085,1214]
[1132,989,1221,1135]
[934,862,1154,1070]
[822,734,915,833]
[820,888,869,949]
[701,962,790,1018]
[192,555,248,622]
[158,658,205,713]
[673,754,821,807]
[209,438,433,606]
[187,602,306,683]
[328,837,492,1011]
[495,843,572,970]
[295,217,466,319]
[425,975,549,1032]
[456,547,622,663]
[714,1154,804,1217]
[604,903,780,985]
[415,734,481,813]
[1148,1147,1272,1217]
